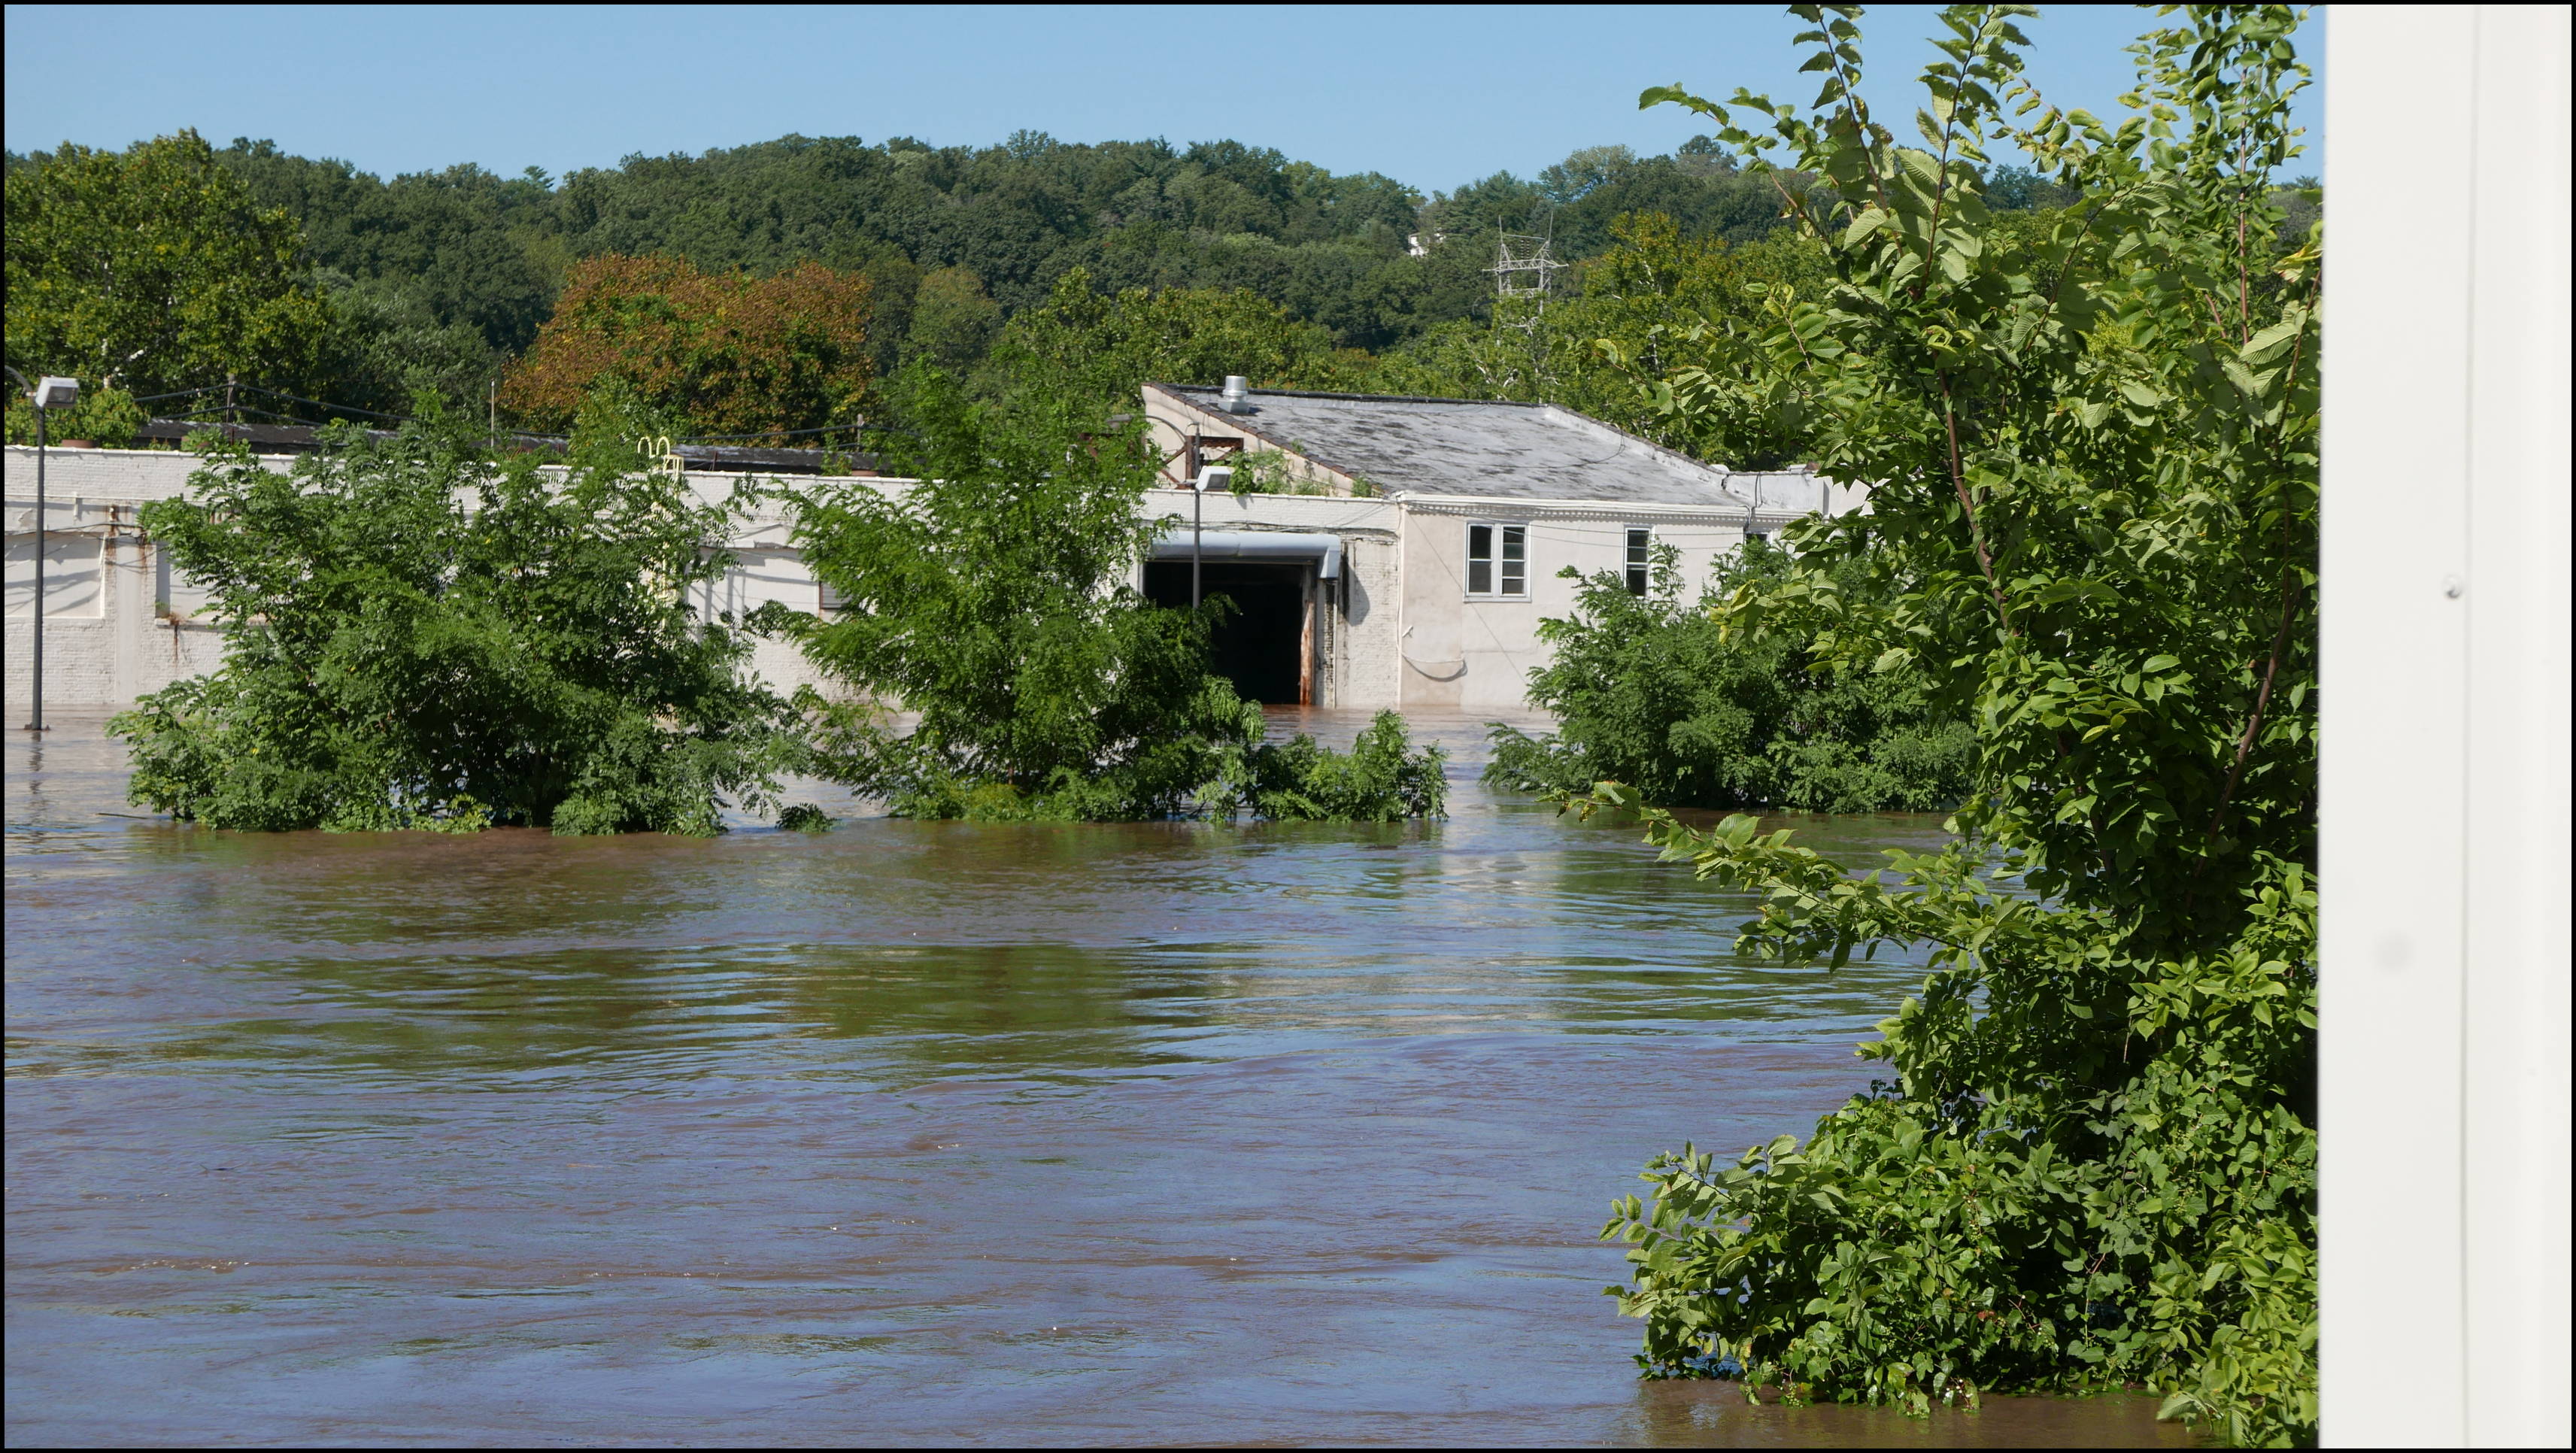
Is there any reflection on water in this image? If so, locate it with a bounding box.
[6,712,2189,1446]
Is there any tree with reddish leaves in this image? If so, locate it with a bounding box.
[500,254,871,441]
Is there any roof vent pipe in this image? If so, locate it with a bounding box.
[1220,375,1251,414]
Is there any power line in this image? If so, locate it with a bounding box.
[678,422,866,444]
[132,381,865,447]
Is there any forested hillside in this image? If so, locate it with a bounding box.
[202,132,1813,353]
[3,125,2200,459]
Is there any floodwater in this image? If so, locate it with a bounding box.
[5,710,2193,1447]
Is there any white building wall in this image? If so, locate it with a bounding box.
[8,447,1839,718]
[1391,496,1802,711]
[6,450,237,713]
[1139,487,1401,708]
[2,447,873,711]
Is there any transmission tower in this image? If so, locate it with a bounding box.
[1486,215,1565,397]
[1489,231,1564,316]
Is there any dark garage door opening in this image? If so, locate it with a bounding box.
[1143,560,1312,704]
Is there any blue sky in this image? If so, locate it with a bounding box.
[4,4,2323,190]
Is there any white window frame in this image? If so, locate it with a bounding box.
[1464,520,1529,599]
[1625,526,1652,596]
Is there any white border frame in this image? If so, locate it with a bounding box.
[2321,7,2571,1446]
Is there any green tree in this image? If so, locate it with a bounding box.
[109,399,811,835]
[0,380,147,449]
[1488,540,1971,811]
[1593,7,2320,1445]
[979,268,1376,414]
[217,140,560,354]
[1373,212,1831,465]
[5,130,329,417]
[308,268,508,422]
[903,265,1004,372]
[2,126,1875,411]
[790,362,1443,822]
[1558,216,1832,463]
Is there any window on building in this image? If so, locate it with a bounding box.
[1466,522,1528,598]
[1625,527,1652,596]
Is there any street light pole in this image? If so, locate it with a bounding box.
[1190,464,1231,608]
[16,375,80,733]
[31,396,43,733]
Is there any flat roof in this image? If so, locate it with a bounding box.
[1150,384,1816,508]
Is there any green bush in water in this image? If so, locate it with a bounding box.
[1594,9,2320,1445]
[1242,709,1446,822]
[875,707,1446,824]
[1485,538,1971,812]
[111,399,813,834]
[792,362,1443,823]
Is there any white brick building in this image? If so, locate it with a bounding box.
[1139,384,1862,710]
[5,391,1855,716]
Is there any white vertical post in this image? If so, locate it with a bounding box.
[2321,7,2572,1448]
[2457,7,2573,1447]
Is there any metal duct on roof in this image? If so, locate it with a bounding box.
[1150,529,1343,579]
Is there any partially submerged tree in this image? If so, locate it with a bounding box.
[1488,540,1972,811]
[111,399,812,834]
[791,362,1443,822]
[1594,6,2319,1445]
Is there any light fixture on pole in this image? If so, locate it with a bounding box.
[16,374,79,733]
[1191,465,1231,607]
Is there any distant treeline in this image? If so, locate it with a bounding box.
[3,126,2305,460]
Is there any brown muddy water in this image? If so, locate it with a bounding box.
[5,711,2192,1447]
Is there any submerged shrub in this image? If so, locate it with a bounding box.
[773,803,833,833]
[111,402,810,834]
[1485,540,1971,812]
[793,362,1443,822]
[1246,709,1447,822]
